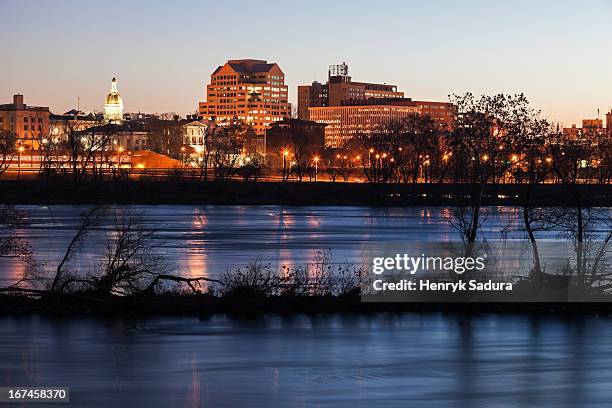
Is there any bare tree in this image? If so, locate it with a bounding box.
[0,206,38,288]
[446,93,536,250]
[0,131,17,177]
[51,206,102,292]
[210,118,247,181]
[64,118,116,182]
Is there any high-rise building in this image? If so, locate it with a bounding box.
[198,59,291,135]
[607,110,612,138]
[104,77,124,123]
[297,62,404,120]
[0,94,50,149]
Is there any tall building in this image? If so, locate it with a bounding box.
[104,77,124,123]
[0,94,50,149]
[297,63,403,120]
[198,59,291,135]
[607,110,612,138]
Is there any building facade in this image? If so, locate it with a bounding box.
[0,94,50,149]
[309,99,453,148]
[198,59,291,135]
[309,105,421,148]
[563,118,607,139]
[297,63,403,120]
[265,119,326,167]
[183,120,209,153]
[50,111,101,143]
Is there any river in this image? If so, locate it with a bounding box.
[2,205,549,287]
[1,313,612,407]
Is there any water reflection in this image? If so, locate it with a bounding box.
[1,314,612,407]
[1,205,600,287]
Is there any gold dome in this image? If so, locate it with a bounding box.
[105,77,123,105]
[105,92,123,105]
[104,76,124,123]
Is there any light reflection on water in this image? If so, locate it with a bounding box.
[0,205,588,287]
[1,313,612,407]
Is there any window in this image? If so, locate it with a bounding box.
[24,117,28,122]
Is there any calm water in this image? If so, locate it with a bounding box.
[2,205,537,287]
[1,313,612,407]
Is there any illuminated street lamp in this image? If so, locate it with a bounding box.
[117,146,124,167]
[313,156,320,181]
[282,149,289,182]
[17,146,24,178]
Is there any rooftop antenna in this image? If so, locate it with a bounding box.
[77,96,80,112]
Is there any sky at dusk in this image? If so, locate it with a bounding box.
[1,0,611,126]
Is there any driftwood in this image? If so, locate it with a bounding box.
[145,274,224,294]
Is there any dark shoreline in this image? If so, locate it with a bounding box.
[3,293,612,316]
[2,179,612,206]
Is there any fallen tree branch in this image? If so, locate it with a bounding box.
[145,274,224,294]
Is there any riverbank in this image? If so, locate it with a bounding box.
[3,292,612,316]
[2,179,612,206]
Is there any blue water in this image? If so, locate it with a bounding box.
[2,205,536,287]
[1,313,611,407]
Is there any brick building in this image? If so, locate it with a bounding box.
[297,62,403,120]
[198,59,291,135]
[0,94,50,149]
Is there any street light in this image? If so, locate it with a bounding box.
[313,156,320,181]
[18,146,24,178]
[282,149,289,182]
[117,146,124,168]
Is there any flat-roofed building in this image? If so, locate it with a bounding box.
[310,105,421,148]
[563,118,606,139]
[310,99,453,148]
[297,62,403,120]
[198,59,291,135]
[0,94,50,149]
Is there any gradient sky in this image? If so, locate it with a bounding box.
[1,0,611,126]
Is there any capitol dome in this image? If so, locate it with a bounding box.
[104,76,124,123]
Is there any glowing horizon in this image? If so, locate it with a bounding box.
[1,0,611,127]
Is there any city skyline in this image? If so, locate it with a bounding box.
[2,0,612,126]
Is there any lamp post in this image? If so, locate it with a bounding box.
[17,146,24,179]
[41,138,48,172]
[181,146,186,165]
[313,156,320,181]
[282,149,289,182]
[117,146,124,168]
